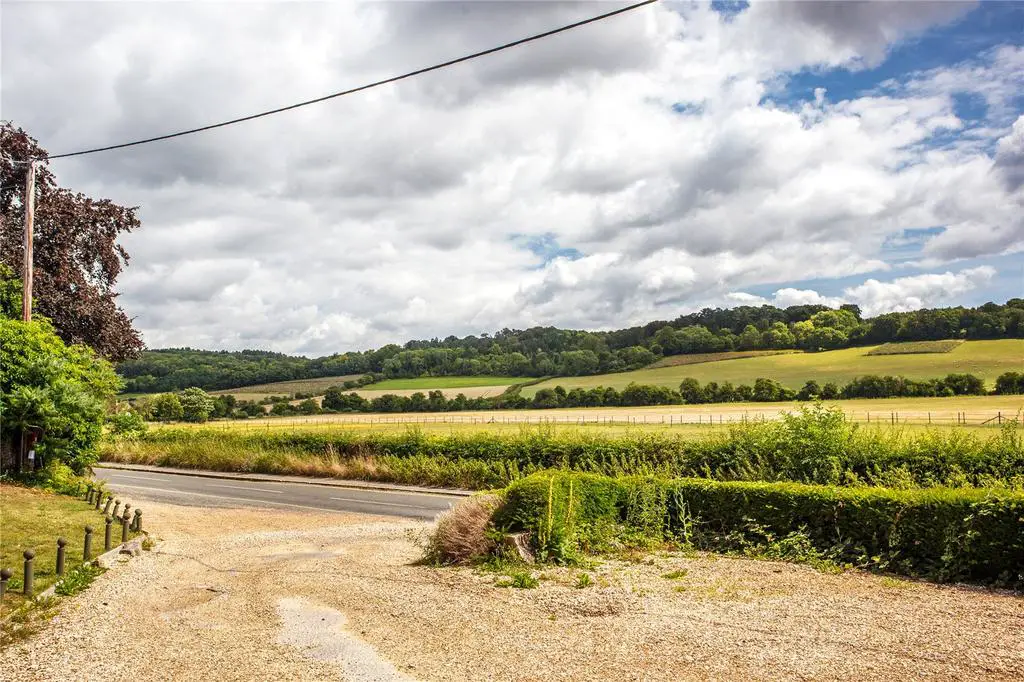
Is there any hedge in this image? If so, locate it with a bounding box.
[126,407,1024,489]
[495,472,1024,588]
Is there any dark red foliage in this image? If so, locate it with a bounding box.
[1,122,144,360]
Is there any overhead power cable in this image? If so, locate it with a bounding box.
[44,0,657,160]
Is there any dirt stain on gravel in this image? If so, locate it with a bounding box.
[277,597,415,681]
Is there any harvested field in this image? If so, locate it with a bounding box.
[353,385,511,400]
[5,499,1022,681]
[213,375,362,397]
[647,349,796,368]
[867,340,964,355]
[152,394,1024,433]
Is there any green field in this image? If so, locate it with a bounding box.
[523,339,1024,396]
[370,376,520,391]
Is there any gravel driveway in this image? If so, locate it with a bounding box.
[3,499,1022,681]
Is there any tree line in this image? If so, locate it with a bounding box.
[118,300,1024,393]
[127,371,1022,422]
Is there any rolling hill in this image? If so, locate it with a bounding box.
[521,339,1024,397]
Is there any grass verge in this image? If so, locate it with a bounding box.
[0,484,113,606]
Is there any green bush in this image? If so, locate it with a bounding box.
[1,316,120,473]
[495,472,1024,588]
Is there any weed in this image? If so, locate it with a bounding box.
[661,569,689,580]
[575,573,593,589]
[496,570,540,589]
[141,537,155,551]
[54,563,104,597]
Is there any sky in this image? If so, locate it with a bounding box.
[2,0,1022,356]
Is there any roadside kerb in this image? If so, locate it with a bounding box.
[96,462,473,497]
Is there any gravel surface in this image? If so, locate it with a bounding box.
[3,499,1022,681]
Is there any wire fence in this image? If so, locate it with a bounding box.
[162,409,1022,433]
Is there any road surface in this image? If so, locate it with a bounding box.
[94,467,460,519]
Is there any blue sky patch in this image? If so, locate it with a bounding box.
[509,233,583,267]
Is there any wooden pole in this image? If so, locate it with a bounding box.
[22,161,36,322]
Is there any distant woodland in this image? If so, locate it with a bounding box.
[118,300,1024,393]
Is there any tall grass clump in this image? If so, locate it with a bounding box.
[102,405,1023,490]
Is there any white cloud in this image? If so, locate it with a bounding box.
[0,1,1017,353]
[843,266,997,316]
[729,266,997,318]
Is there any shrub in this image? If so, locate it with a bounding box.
[496,472,1024,588]
[995,372,1024,395]
[424,494,503,565]
[108,409,147,437]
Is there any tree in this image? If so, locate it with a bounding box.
[296,398,321,415]
[678,378,706,404]
[737,324,761,351]
[1,124,143,361]
[797,380,821,401]
[0,314,120,472]
[995,372,1024,395]
[761,322,796,349]
[150,393,184,422]
[179,387,215,422]
[805,326,848,351]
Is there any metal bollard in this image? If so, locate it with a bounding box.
[103,495,113,515]
[95,490,102,510]
[112,500,121,518]
[83,526,94,561]
[132,509,142,533]
[56,537,67,575]
[0,567,11,602]
[85,484,93,502]
[121,513,130,544]
[105,515,113,551]
[123,503,132,522]
[23,550,35,596]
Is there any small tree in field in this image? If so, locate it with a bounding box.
[180,387,215,423]
[150,393,184,422]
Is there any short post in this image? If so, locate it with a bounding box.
[103,495,113,515]
[56,537,67,576]
[998,411,1002,425]
[94,490,102,510]
[86,484,94,503]
[123,503,132,527]
[0,568,11,602]
[23,550,35,597]
[105,515,113,551]
[121,513,129,544]
[132,509,142,533]
[112,499,121,518]
[83,526,94,561]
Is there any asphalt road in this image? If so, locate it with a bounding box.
[93,467,460,520]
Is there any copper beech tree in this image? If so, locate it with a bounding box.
[0,122,143,361]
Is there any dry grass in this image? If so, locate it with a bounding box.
[425,495,502,565]
[647,350,797,369]
[867,340,964,355]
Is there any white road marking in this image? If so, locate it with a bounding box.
[105,483,439,516]
[209,484,283,494]
[108,473,165,482]
[329,496,425,509]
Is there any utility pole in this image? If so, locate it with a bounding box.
[22,160,35,322]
